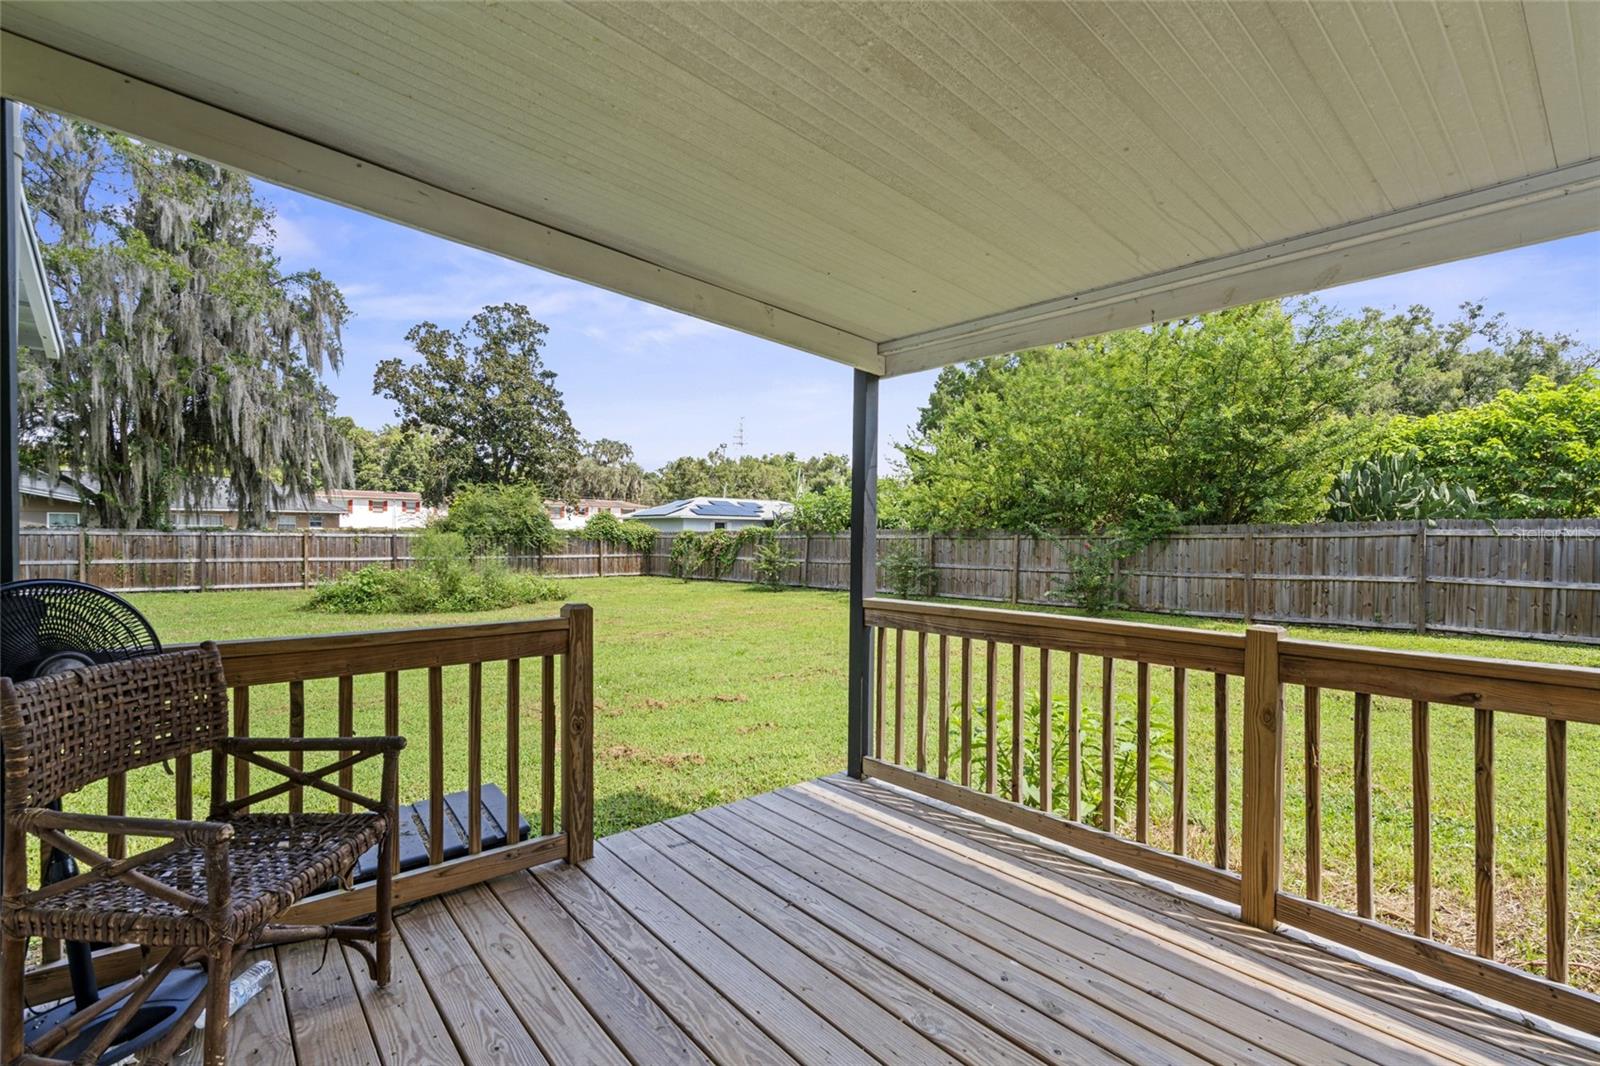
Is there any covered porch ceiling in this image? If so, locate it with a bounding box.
[2,2,1598,378]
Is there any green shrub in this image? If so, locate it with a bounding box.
[436,483,563,555]
[750,540,798,590]
[1325,450,1485,521]
[879,539,935,598]
[959,692,1172,828]
[582,511,658,553]
[668,527,772,580]
[307,530,567,614]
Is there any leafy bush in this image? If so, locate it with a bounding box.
[307,530,567,614]
[581,510,658,553]
[879,539,935,598]
[1050,500,1183,614]
[958,691,1172,828]
[750,540,798,590]
[784,484,852,534]
[1384,373,1600,517]
[435,483,563,555]
[1325,450,1485,521]
[668,528,772,580]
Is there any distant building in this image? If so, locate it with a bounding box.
[170,483,347,530]
[545,498,642,531]
[626,497,792,533]
[18,472,92,529]
[323,489,439,530]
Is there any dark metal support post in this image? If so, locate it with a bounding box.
[847,369,879,778]
[2,100,20,584]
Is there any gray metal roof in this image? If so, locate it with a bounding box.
[630,497,792,521]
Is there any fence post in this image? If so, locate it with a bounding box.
[1011,533,1022,604]
[1241,624,1285,929]
[197,530,208,592]
[1414,522,1428,634]
[596,538,605,578]
[1243,529,1256,623]
[560,603,594,863]
[76,527,87,582]
[301,530,310,588]
[390,533,399,570]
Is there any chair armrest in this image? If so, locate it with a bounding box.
[219,735,406,755]
[12,807,233,847]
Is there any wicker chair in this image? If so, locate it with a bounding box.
[0,644,403,1066]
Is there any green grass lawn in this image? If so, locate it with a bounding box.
[98,579,1597,986]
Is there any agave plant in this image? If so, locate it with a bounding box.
[1326,451,1486,521]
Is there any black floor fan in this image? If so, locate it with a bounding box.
[1,579,207,1063]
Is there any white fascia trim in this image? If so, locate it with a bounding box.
[1,32,884,375]
[879,159,1600,376]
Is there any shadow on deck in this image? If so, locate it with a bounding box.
[231,776,1595,1065]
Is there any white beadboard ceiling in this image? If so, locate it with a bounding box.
[3,2,1597,376]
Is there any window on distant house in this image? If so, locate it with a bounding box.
[714,521,727,530]
[347,499,355,513]
[309,516,324,529]
[370,499,387,512]
[46,512,80,529]
[402,500,418,512]
[276,515,298,529]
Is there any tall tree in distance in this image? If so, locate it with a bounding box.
[375,303,579,497]
[341,421,452,505]
[21,109,351,527]
[561,438,654,504]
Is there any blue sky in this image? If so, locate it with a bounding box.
[261,180,1598,474]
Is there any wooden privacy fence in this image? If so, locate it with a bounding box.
[861,597,1600,1031]
[655,519,1600,644]
[17,529,646,592]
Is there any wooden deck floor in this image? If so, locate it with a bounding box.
[229,776,1596,1065]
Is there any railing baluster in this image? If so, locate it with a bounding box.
[894,628,905,765]
[289,679,305,815]
[1475,707,1495,959]
[561,603,595,864]
[468,661,483,853]
[1240,626,1284,930]
[1354,691,1373,919]
[1068,652,1081,822]
[428,666,444,865]
[1213,673,1228,870]
[1135,661,1150,843]
[875,627,886,759]
[232,685,250,805]
[506,658,521,846]
[984,641,998,794]
[1038,649,1052,814]
[542,656,557,838]
[937,634,950,780]
[1305,686,1321,900]
[1173,667,1187,856]
[916,631,928,773]
[1100,656,1114,832]
[337,674,354,815]
[1546,718,1567,984]
[1411,699,1430,936]
[1010,644,1024,803]
[960,637,972,788]
[385,670,399,875]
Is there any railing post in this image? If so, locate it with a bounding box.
[1241,624,1285,929]
[561,603,594,863]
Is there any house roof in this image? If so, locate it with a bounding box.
[630,498,793,521]
[325,488,425,502]
[172,481,347,516]
[18,470,83,504]
[2,7,1595,376]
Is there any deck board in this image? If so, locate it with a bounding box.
[231,777,1599,1065]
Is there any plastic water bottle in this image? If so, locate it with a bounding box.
[193,959,276,1030]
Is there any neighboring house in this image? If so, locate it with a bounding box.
[545,498,642,532]
[626,497,792,532]
[324,489,438,530]
[18,471,92,528]
[169,483,346,530]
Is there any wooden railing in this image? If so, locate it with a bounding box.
[25,605,594,1001]
[861,597,1600,1032]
